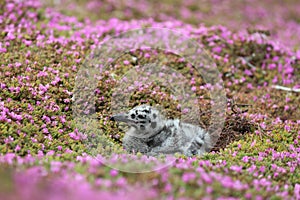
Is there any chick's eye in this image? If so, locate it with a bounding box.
[138,114,146,119]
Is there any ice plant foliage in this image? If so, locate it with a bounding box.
[0,0,299,199]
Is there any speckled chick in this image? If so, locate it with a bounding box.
[110,105,212,157]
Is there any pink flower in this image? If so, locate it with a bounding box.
[242,156,249,163]
[115,177,127,187]
[50,161,62,172]
[200,172,212,184]
[14,145,21,152]
[39,84,49,94]
[212,46,222,53]
[260,122,266,129]
[250,140,256,147]
[284,105,289,111]
[42,128,49,134]
[230,165,243,173]
[284,125,291,132]
[182,172,196,182]
[109,169,118,177]
[294,184,300,199]
[123,60,130,65]
[37,71,48,77]
[59,116,66,123]
[4,136,14,144]
[0,48,6,53]
[69,132,79,140]
[182,108,189,114]
[15,62,22,67]
[51,76,61,85]
[164,183,172,192]
[259,166,266,173]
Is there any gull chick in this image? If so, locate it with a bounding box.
[110,105,212,157]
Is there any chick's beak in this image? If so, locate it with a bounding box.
[110,114,131,123]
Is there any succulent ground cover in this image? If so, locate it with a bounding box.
[0,0,300,199]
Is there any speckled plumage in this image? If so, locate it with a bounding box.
[110,105,212,157]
